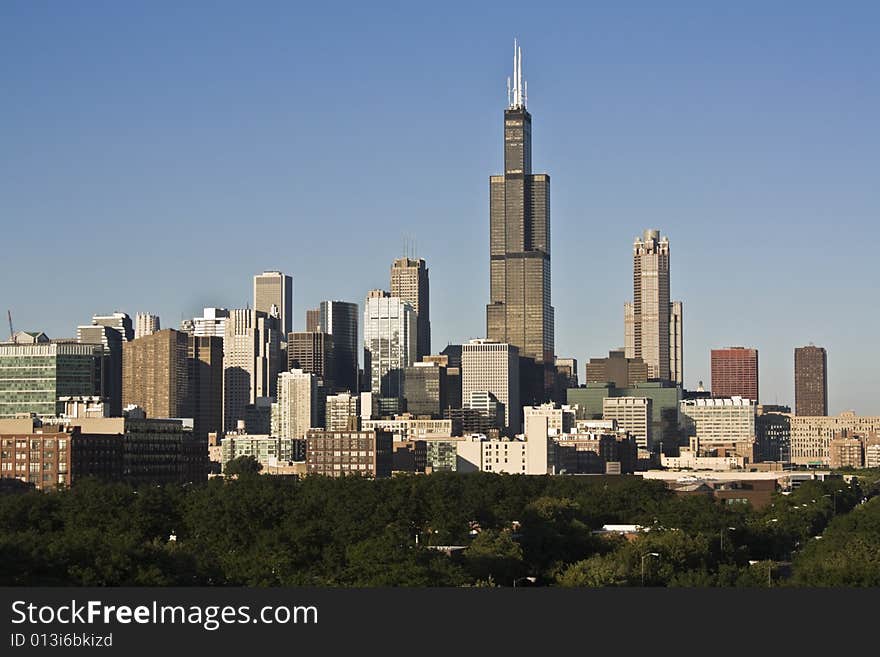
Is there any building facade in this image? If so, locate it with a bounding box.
[325,392,360,431]
[602,397,652,450]
[122,329,191,420]
[363,291,417,409]
[790,412,880,466]
[794,345,828,417]
[192,308,229,338]
[461,339,520,435]
[253,271,293,337]
[585,349,649,388]
[711,347,759,402]
[0,340,106,419]
[402,361,447,418]
[391,257,431,359]
[305,429,393,478]
[222,308,282,432]
[318,301,359,394]
[134,313,161,340]
[288,331,334,388]
[486,43,554,397]
[275,369,319,440]
[679,397,756,448]
[188,335,223,440]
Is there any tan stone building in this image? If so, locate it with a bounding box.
[122,329,191,419]
[790,412,880,466]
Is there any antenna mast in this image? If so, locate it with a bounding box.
[7,310,13,342]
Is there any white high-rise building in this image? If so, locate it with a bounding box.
[193,308,230,338]
[363,290,417,406]
[254,271,293,336]
[679,397,756,447]
[624,230,683,384]
[602,397,652,450]
[222,308,282,431]
[461,339,520,435]
[326,392,360,431]
[274,369,318,439]
[134,313,160,340]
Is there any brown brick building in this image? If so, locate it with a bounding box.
[711,347,759,402]
[794,345,827,416]
[306,429,393,478]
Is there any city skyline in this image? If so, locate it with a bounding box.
[3,3,879,414]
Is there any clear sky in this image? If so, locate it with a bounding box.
[2,1,878,414]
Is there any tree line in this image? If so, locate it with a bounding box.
[0,469,875,587]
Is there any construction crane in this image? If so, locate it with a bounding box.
[7,310,13,343]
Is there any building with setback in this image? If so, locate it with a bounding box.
[391,257,431,359]
[363,291,417,413]
[461,339,520,435]
[485,43,555,399]
[253,271,293,337]
[624,232,684,384]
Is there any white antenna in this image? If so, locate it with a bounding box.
[507,76,512,106]
[510,39,526,109]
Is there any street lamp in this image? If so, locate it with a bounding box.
[641,552,660,586]
[720,527,736,552]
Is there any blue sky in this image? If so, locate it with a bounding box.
[2,1,878,413]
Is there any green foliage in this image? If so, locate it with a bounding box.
[223,455,263,477]
[0,472,870,587]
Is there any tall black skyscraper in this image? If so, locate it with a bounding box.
[486,41,554,395]
[318,301,359,394]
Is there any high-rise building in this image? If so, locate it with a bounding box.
[188,335,223,440]
[122,329,191,420]
[669,301,683,385]
[325,392,360,431]
[795,345,827,416]
[305,308,321,333]
[274,369,319,440]
[288,331,334,388]
[0,339,105,418]
[602,397,652,450]
[461,339,520,435]
[192,308,229,338]
[711,347,759,402]
[486,42,554,395]
[391,257,431,359]
[134,313,161,340]
[624,231,683,382]
[363,291,417,408]
[222,309,282,431]
[319,301,359,394]
[91,312,134,343]
[402,361,447,418]
[77,323,122,416]
[679,397,757,449]
[756,404,791,462]
[253,271,293,337]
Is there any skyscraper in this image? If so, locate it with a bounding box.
[192,308,229,337]
[391,257,431,359]
[222,309,282,431]
[319,300,359,393]
[795,345,827,416]
[363,290,417,410]
[134,313,161,340]
[188,335,223,440]
[486,42,554,391]
[627,231,670,380]
[461,339,520,435]
[253,271,293,337]
[288,331,334,388]
[274,369,319,439]
[77,323,122,416]
[122,329,191,420]
[711,347,759,402]
[305,308,321,333]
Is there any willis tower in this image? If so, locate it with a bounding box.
[486,41,554,400]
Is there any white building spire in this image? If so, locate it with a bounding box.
[509,39,527,109]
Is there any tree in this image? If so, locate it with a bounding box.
[224,456,263,477]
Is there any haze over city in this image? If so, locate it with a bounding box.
[3,1,879,413]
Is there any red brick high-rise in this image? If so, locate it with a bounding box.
[711,347,759,402]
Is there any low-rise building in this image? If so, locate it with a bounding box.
[361,415,453,441]
[305,429,393,478]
